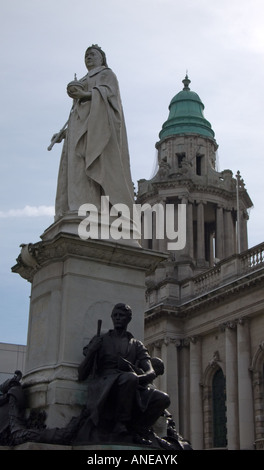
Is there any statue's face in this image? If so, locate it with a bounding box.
[111,309,131,330]
[85,48,103,70]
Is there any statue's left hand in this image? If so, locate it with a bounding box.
[67,84,92,101]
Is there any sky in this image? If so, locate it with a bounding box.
[1,0,264,345]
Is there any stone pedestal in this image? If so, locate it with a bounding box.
[12,232,165,428]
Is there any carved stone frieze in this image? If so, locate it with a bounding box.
[12,233,167,283]
[148,336,182,350]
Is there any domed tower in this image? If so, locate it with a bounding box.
[137,75,253,279]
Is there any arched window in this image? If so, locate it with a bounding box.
[212,368,227,447]
[250,342,264,448]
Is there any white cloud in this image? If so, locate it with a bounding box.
[0,205,54,218]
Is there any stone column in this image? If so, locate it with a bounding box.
[179,195,188,257]
[160,338,168,393]
[179,339,190,441]
[216,205,224,260]
[224,209,235,257]
[209,231,214,267]
[168,338,180,429]
[197,201,205,265]
[175,195,190,256]
[158,198,167,252]
[152,340,162,390]
[237,318,254,449]
[224,322,239,449]
[189,336,203,449]
[152,209,159,251]
[160,338,179,426]
[187,200,194,258]
[240,210,249,252]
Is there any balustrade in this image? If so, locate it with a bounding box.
[191,242,264,296]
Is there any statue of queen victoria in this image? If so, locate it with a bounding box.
[50,45,135,222]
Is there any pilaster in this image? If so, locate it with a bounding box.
[189,336,203,449]
[216,205,224,260]
[197,202,205,265]
[178,339,190,441]
[224,209,235,258]
[237,318,254,449]
[223,321,239,449]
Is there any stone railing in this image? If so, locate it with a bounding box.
[192,265,221,296]
[189,242,264,299]
[240,242,264,273]
[146,242,264,308]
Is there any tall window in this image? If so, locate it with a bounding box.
[212,368,227,447]
[196,154,204,175]
[177,153,185,169]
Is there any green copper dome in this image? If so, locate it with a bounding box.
[159,75,215,141]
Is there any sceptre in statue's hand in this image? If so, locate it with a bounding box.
[47,74,79,152]
[47,121,68,151]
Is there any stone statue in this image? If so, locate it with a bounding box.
[50,45,135,221]
[76,303,171,445]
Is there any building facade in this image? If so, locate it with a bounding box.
[137,76,264,450]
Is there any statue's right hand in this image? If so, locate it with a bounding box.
[51,131,66,143]
[84,336,103,355]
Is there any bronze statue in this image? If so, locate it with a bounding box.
[76,303,171,445]
[0,307,191,449]
[0,371,78,446]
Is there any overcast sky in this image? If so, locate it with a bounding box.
[1,0,264,345]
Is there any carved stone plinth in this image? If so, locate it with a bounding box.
[12,233,165,428]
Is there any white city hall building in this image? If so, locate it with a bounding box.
[137,75,264,450]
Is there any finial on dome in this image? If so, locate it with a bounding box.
[182,74,191,90]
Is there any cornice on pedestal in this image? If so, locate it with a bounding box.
[12,232,167,283]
